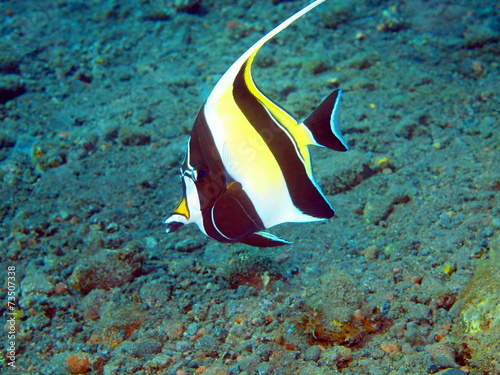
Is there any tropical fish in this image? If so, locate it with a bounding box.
[164,0,349,247]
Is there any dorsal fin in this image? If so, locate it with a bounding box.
[208,0,326,103]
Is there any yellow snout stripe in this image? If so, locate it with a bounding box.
[173,197,190,219]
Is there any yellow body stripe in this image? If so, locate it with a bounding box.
[213,86,285,198]
[243,51,316,178]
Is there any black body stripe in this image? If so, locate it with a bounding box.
[190,107,265,242]
[232,63,334,219]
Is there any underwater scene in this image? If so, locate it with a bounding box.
[0,0,499,374]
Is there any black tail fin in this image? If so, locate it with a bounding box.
[303,89,349,151]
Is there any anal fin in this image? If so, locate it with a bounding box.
[240,232,292,247]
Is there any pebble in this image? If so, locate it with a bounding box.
[256,344,273,361]
[117,125,151,146]
[129,339,162,357]
[407,302,431,322]
[236,353,261,373]
[173,237,207,252]
[363,186,410,225]
[0,74,25,104]
[318,346,353,367]
[317,149,372,195]
[464,24,500,48]
[20,274,54,296]
[304,345,322,362]
[434,369,467,375]
[139,281,172,308]
[426,343,459,370]
[186,322,200,336]
[254,362,273,375]
[68,241,144,293]
[319,3,354,29]
[176,340,194,353]
[363,245,379,261]
[25,313,50,330]
[66,353,91,374]
[194,335,218,356]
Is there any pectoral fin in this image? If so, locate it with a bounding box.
[212,182,264,240]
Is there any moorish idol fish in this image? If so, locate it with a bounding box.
[164,0,349,247]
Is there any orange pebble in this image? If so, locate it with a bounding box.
[434,333,446,342]
[195,365,207,374]
[54,283,68,295]
[380,342,401,355]
[66,353,91,374]
[411,276,423,285]
[235,316,244,324]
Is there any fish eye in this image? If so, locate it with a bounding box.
[195,167,208,182]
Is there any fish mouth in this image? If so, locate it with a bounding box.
[164,212,188,233]
[165,220,184,233]
[164,197,190,234]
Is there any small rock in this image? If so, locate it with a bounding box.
[172,0,201,13]
[437,211,464,229]
[192,302,209,321]
[363,186,410,225]
[317,149,373,195]
[0,74,25,104]
[21,274,54,296]
[118,125,151,146]
[194,335,218,357]
[363,245,379,261]
[129,339,162,357]
[342,51,380,70]
[407,303,431,322]
[426,343,459,370]
[186,322,200,336]
[66,353,92,374]
[79,289,111,321]
[164,322,185,339]
[254,362,273,375]
[319,3,354,29]
[0,131,15,149]
[255,54,275,68]
[345,76,378,91]
[302,57,328,75]
[304,345,322,362]
[139,281,172,308]
[404,321,430,345]
[31,141,67,170]
[202,241,230,265]
[201,366,231,375]
[378,8,408,32]
[464,24,500,48]
[26,313,50,330]
[132,107,154,126]
[318,346,352,367]
[434,369,467,375]
[69,241,144,293]
[236,353,261,373]
[174,237,207,252]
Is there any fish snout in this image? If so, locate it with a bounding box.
[164,197,190,233]
[165,219,184,233]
